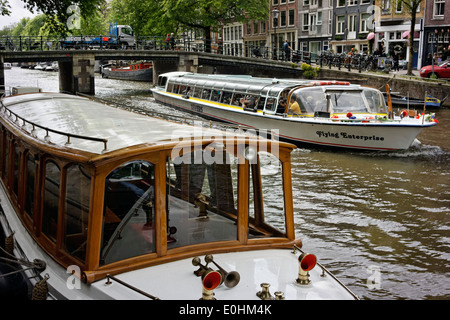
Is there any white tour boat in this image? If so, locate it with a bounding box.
[151,72,438,151]
[0,90,358,300]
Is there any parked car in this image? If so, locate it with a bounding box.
[420,60,450,78]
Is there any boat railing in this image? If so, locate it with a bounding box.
[0,91,109,153]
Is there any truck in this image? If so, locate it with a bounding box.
[60,24,135,49]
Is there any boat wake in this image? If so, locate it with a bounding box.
[362,139,449,161]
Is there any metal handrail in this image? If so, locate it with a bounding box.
[0,92,109,153]
[105,274,159,300]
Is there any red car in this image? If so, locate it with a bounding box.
[420,60,450,78]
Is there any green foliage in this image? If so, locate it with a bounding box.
[2,0,270,40]
[301,63,320,79]
[1,0,105,36]
[0,0,11,16]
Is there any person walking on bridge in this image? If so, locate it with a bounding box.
[283,40,292,61]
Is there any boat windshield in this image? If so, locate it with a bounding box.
[288,86,386,115]
[99,141,287,265]
[166,143,287,250]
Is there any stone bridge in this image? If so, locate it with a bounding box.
[0,50,312,94]
[1,50,448,106]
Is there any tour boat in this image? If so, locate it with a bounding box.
[102,62,153,81]
[152,72,438,151]
[0,90,358,300]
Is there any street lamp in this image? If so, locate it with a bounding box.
[272,8,279,60]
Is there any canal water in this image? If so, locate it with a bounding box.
[4,67,450,300]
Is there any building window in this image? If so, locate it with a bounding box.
[434,0,445,17]
[348,0,357,6]
[382,0,391,13]
[336,15,345,34]
[396,0,402,13]
[289,9,295,26]
[337,0,345,7]
[310,14,317,31]
[348,14,357,33]
[303,13,309,31]
[317,12,322,25]
[301,41,308,52]
[281,10,286,27]
[360,13,370,32]
[359,43,368,53]
[328,10,332,34]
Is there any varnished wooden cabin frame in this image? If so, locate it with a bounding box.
[0,105,299,284]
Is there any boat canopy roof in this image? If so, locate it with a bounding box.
[160,72,386,115]
[162,72,338,97]
[1,93,248,154]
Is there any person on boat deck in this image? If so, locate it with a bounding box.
[288,96,301,115]
[277,98,287,113]
[240,95,256,109]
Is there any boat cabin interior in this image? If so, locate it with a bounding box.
[157,73,388,117]
[0,94,297,283]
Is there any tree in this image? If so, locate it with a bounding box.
[1,0,105,35]
[160,0,270,52]
[108,0,170,36]
[0,0,11,16]
[397,0,424,76]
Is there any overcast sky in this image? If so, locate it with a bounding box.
[1,0,39,29]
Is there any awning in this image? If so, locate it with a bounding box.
[402,30,420,39]
[367,32,375,40]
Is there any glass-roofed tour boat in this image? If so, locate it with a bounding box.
[0,90,358,300]
[152,72,438,151]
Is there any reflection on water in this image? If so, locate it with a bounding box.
[4,67,450,299]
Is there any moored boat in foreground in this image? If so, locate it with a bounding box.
[152,72,438,151]
[0,90,357,300]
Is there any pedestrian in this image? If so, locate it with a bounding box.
[283,40,291,61]
[170,33,175,50]
[165,34,170,50]
[392,53,399,71]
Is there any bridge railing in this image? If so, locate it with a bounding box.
[0,34,319,66]
[0,35,61,51]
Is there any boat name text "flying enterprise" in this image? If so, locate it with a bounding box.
[316,131,385,141]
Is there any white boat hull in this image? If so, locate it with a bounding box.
[1,185,355,300]
[152,90,434,151]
